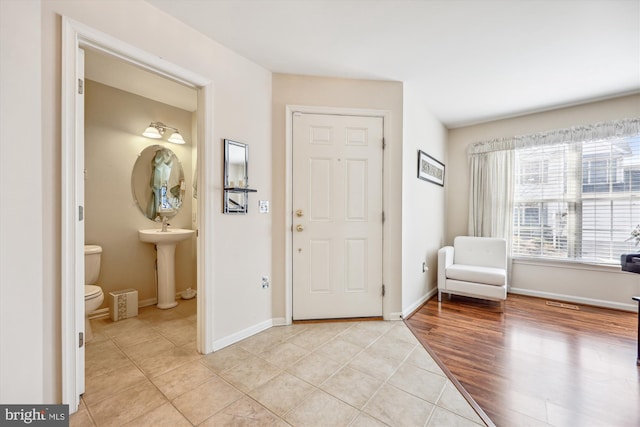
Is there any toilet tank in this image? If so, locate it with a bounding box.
[84,245,102,285]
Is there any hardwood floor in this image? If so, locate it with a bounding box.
[405,294,639,427]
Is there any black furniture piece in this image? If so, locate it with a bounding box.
[621,253,640,274]
[623,253,640,365]
[634,296,640,366]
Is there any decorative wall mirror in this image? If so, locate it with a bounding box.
[132,145,185,221]
[224,139,256,214]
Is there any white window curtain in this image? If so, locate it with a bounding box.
[468,117,640,263]
[468,150,514,240]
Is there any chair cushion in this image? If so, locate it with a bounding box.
[446,264,506,286]
[453,236,506,269]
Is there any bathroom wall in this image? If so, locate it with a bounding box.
[84,80,196,307]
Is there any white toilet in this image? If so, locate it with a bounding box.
[84,245,104,342]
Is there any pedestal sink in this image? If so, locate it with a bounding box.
[139,228,195,309]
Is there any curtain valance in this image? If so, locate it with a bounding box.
[467,117,640,155]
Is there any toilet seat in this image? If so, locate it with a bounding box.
[85,285,103,300]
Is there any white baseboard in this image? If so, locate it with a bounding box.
[139,297,158,308]
[271,317,290,326]
[509,287,637,313]
[88,308,109,320]
[401,288,437,319]
[88,297,158,320]
[385,312,403,321]
[212,319,273,351]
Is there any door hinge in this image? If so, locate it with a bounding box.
[79,332,84,348]
[78,78,84,95]
[382,137,386,150]
[382,211,385,223]
[78,205,84,221]
[382,284,386,297]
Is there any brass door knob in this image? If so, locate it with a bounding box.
[296,209,304,217]
[296,224,304,232]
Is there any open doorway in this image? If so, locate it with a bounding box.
[81,45,199,401]
[61,17,215,413]
[83,47,198,319]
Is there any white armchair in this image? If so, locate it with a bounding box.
[438,236,507,310]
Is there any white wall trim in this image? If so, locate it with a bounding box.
[212,319,273,351]
[61,18,85,413]
[61,16,214,414]
[271,317,289,326]
[87,297,159,320]
[387,312,404,321]
[196,83,215,356]
[402,288,437,319]
[284,105,391,323]
[509,287,637,313]
[513,257,626,274]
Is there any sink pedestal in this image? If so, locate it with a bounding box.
[156,243,178,309]
[139,228,195,310]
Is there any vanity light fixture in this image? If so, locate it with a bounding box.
[167,131,185,145]
[142,122,186,145]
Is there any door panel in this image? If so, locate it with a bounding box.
[292,113,383,320]
[309,239,333,293]
[345,159,367,221]
[309,158,332,221]
[345,238,367,292]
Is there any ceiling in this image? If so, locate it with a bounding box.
[146,0,639,128]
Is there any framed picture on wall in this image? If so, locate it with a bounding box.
[417,150,445,186]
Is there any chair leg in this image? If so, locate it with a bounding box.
[499,300,505,313]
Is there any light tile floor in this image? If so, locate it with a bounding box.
[71,299,486,426]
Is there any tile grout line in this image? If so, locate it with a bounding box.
[85,308,201,425]
[82,313,481,427]
[276,323,427,426]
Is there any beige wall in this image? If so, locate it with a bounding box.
[447,94,640,310]
[0,0,44,404]
[271,74,404,319]
[42,0,273,352]
[85,80,196,306]
[401,81,448,315]
[0,0,273,403]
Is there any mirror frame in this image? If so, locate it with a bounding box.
[224,139,250,214]
[131,144,185,221]
[224,139,248,189]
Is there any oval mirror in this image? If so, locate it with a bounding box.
[131,145,185,221]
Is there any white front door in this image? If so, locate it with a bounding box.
[292,113,384,320]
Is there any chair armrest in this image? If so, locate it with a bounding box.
[438,246,454,289]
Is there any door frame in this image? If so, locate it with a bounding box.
[61,17,215,413]
[284,105,391,324]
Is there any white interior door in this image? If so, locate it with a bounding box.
[292,113,383,320]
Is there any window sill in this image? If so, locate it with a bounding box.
[512,257,626,274]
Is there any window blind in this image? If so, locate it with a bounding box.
[513,135,640,263]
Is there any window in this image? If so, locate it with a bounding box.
[513,135,640,263]
[519,159,549,185]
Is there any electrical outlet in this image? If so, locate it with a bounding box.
[261,276,270,289]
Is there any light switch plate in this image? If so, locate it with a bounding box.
[259,200,269,213]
